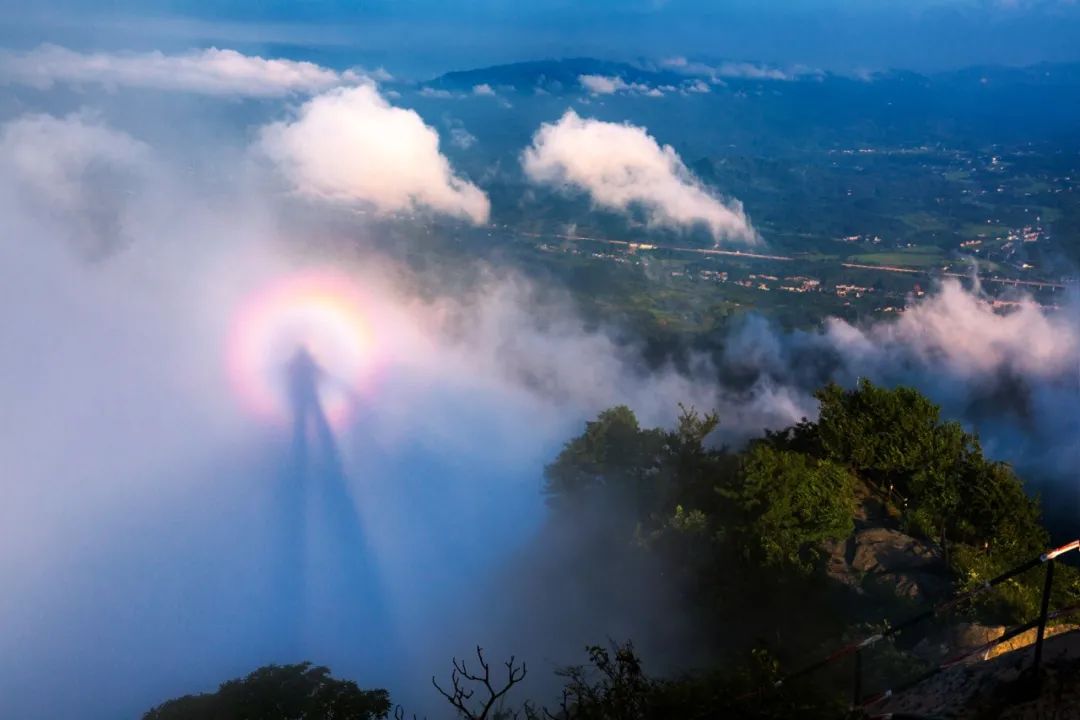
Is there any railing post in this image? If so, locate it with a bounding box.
[1032,559,1055,674]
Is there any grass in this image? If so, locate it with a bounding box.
[900,212,951,232]
[848,248,945,268]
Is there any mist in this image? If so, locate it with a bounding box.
[1,55,1078,720]
[0,89,722,719]
[712,281,1080,535]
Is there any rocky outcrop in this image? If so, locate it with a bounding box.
[825,527,952,601]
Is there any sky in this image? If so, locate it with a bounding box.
[5,0,1080,77]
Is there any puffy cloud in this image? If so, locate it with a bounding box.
[521,110,756,244]
[0,44,359,97]
[579,74,629,94]
[258,84,490,223]
[0,113,151,260]
[717,278,1080,504]
[472,83,496,96]
[823,280,1079,378]
[578,74,662,97]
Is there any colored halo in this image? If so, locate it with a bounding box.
[227,270,377,428]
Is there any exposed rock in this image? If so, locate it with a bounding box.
[875,629,1080,719]
[952,622,1006,659]
[987,623,1080,660]
[825,527,951,601]
[851,528,940,574]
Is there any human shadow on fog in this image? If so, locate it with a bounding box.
[270,347,393,669]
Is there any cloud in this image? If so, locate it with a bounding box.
[660,56,819,82]
[521,110,757,244]
[823,280,1078,378]
[712,61,790,81]
[363,66,395,83]
[0,112,152,260]
[578,74,662,97]
[258,84,490,223]
[447,120,478,150]
[472,83,496,96]
[715,278,1080,528]
[579,74,629,94]
[419,87,457,99]
[0,44,360,97]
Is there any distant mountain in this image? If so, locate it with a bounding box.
[416,57,1080,151]
[425,57,685,94]
[423,56,1080,97]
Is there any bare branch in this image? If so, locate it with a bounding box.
[433,647,529,720]
[393,705,424,720]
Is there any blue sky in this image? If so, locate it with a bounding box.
[6,0,1080,78]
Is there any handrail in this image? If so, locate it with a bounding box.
[858,603,1080,709]
[739,538,1080,708]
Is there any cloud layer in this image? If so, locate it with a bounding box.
[0,112,152,260]
[823,280,1079,379]
[521,110,756,244]
[258,84,490,223]
[0,44,359,97]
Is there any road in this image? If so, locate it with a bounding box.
[520,231,1068,290]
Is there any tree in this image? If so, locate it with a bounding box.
[724,443,855,571]
[142,663,391,720]
[806,379,1046,556]
[433,646,527,720]
[544,406,667,503]
[541,643,654,720]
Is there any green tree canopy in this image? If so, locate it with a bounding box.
[724,443,855,571]
[142,663,391,720]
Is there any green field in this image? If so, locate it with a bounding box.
[848,246,946,268]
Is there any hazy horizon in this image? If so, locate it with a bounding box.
[5,0,1080,79]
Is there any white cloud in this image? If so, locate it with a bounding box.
[0,112,152,259]
[449,125,477,150]
[258,84,489,223]
[419,86,457,99]
[661,56,814,82]
[364,66,395,83]
[472,83,496,96]
[713,61,789,81]
[578,74,661,97]
[0,44,359,97]
[521,110,756,244]
[824,280,1079,378]
[686,79,711,93]
[579,74,629,94]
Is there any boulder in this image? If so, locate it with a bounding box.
[826,527,951,600]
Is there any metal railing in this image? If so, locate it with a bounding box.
[752,539,1080,714]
